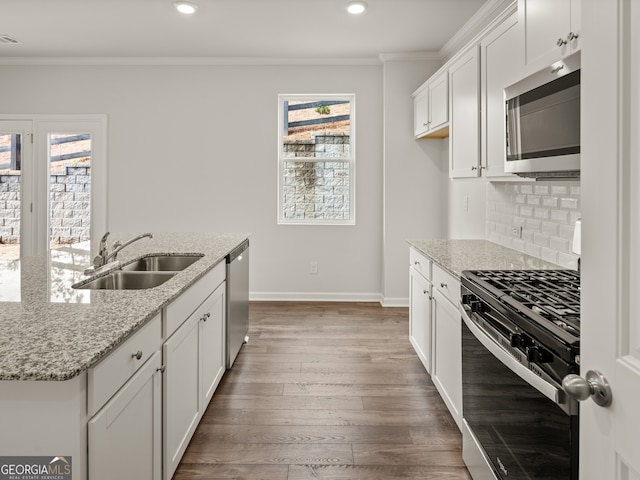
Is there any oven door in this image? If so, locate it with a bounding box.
[460,304,578,480]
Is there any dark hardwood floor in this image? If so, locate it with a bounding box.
[174,302,472,480]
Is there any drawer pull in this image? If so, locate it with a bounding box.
[202,312,211,322]
[132,350,143,360]
[423,289,428,294]
[414,261,420,266]
[440,282,447,288]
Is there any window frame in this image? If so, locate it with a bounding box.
[277,93,356,226]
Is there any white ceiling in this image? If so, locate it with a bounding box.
[0,0,488,61]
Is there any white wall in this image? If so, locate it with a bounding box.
[381,56,446,305]
[446,177,488,238]
[0,63,383,300]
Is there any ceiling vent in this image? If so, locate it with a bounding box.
[0,35,22,45]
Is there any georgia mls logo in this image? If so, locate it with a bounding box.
[0,456,72,480]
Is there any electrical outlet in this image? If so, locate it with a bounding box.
[510,226,523,238]
[310,261,318,274]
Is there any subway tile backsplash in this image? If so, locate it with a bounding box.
[487,181,581,270]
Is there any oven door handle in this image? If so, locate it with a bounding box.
[459,302,567,407]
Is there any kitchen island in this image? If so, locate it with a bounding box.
[0,231,250,480]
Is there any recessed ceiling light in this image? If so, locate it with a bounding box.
[174,1,198,14]
[346,1,367,14]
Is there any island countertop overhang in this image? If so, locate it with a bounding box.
[0,232,250,381]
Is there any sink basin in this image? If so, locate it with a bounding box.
[120,254,204,272]
[74,271,176,290]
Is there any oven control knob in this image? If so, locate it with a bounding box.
[469,301,485,313]
[461,294,476,305]
[526,346,552,363]
[510,333,532,348]
[509,333,522,347]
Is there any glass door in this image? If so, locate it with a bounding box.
[0,116,106,260]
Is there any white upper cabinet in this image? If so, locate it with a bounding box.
[480,12,524,178]
[413,86,429,138]
[413,70,449,139]
[519,0,581,74]
[449,45,481,178]
[427,71,449,133]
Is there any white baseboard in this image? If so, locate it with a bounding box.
[380,297,409,308]
[249,292,409,308]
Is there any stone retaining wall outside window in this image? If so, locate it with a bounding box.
[0,164,91,245]
[282,133,350,221]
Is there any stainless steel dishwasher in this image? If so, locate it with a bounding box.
[226,239,249,368]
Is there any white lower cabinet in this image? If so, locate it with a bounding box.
[408,249,463,430]
[200,286,226,407]
[409,263,432,373]
[164,311,201,479]
[88,351,162,480]
[164,278,226,480]
[431,287,462,430]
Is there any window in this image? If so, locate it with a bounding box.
[278,94,355,225]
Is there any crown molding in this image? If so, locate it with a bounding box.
[378,52,441,64]
[0,56,382,66]
[440,0,516,62]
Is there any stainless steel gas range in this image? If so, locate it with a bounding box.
[459,269,580,480]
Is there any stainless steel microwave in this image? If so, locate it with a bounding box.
[505,52,580,178]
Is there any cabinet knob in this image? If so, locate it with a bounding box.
[567,31,579,42]
[132,350,143,360]
[440,282,447,288]
[157,365,166,373]
[471,166,478,171]
[414,260,420,266]
[423,289,428,294]
[557,37,567,46]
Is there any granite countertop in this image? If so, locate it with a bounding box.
[407,239,565,278]
[0,232,249,382]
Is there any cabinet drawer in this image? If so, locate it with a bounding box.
[88,313,162,416]
[165,261,225,337]
[409,248,431,280]
[432,263,461,306]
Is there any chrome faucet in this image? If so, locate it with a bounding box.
[86,232,153,274]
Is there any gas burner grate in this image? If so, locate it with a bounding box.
[465,270,580,337]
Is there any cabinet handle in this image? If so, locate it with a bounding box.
[440,282,447,288]
[414,260,420,266]
[423,289,428,294]
[132,350,143,360]
[471,166,478,171]
[157,365,166,373]
[557,37,567,46]
[202,312,211,322]
[550,64,565,74]
[567,32,579,42]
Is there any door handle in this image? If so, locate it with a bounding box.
[562,370,612,407]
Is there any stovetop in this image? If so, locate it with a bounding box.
[461,269,580,346]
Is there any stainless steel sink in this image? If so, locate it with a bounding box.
[120,254,204,272]
[74,271,176,290]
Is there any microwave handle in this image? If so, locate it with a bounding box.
[459,302,570,409]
